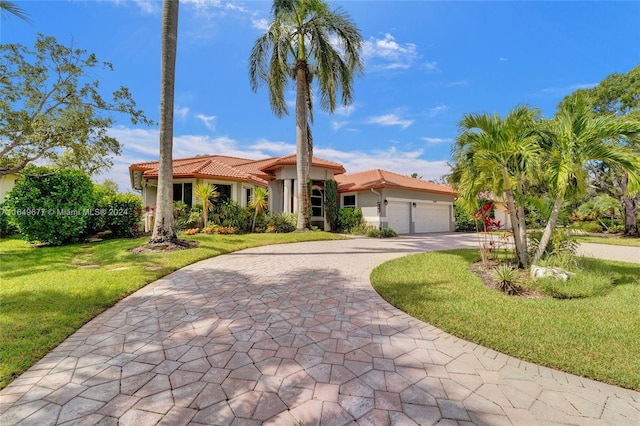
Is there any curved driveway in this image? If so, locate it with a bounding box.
[1,234,639,425]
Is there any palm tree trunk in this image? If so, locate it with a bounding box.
[150,0,179,244]
[504,188,528,268]
[295,61,310,230]
[533,195,564,264]
[622,195,639,237]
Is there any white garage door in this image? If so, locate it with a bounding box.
[415,203,451,233]
[387,202,411,234]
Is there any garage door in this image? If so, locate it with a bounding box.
[415,203,451,233]
[387,202,410,234]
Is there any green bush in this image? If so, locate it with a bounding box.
[578,221,603,233]
[607,224,624,234]
[454,200,477,232]
[337,207,363,232]
[528,229,578,261]
[213,200,248,231]
[267,213,296,233]
[324,180,338,231]
[366,227,397,238]
[101,193,143,237]
[5,167,94,245]
[0,202,19,238]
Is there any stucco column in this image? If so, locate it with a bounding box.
[293,179,298,214]
[283,179,291,214]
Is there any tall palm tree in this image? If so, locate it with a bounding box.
[249,0,363,230]
[532,95,640,263]
[251,187,269,232]
[194,183,218,228]
[150,0,179,244]
[451,105,542,268]
[0,1,31,22]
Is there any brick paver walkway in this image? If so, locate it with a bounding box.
[1,234,639,425]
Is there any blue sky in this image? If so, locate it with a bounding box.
[2,1,639,191]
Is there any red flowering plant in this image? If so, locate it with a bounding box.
[474,202,506,264]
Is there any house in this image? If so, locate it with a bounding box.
[335,169,456,234]
[129,154,457,234]
[0,173,19,204]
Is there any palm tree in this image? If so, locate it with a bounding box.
[251,187,269,232]
[150,0,179,245]
[194,183,219,228]
[249,0,363,230]
[532,95,640,263]
[0,1,32,22]
[451,105,543,268]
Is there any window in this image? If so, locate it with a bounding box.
[245,187,252,207]
[343,195,356,208]
[311,189,323,217]
[216,184,232,204]
[173,182,193,206]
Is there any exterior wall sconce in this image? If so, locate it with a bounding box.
[384,199,388,205]
[412,202,417,207]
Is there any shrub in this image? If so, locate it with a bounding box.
[0,202,18,237]
[183,228,200,235]
[528,229,578,261]
[366,228,380,238]
[492,264,521,295]
[5,166,94,245]
[101,193,143,237]
[203,225,217,235]
[337,207,363,233]
[214,200,247,231]
[607,224,624,234]
[267,213,296,233]
[367,227,398,238]
[324,180,338,231]
[350,223,374,235]
[578,221,603,233]
[454,200,477,232]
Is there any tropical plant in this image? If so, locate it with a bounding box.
[194,183,219,228]
[102,193,143,237]
[0,1,31,22]
[251,187,269,232]
[565,64,640,236]
[451,105,543,268]
[151,0,180,245]
[532,95,640,264]
[249,0,363,230]
[492,264,520,295]
[576,194,621,231]
[267,213,297,233]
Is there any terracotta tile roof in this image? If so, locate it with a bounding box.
[130,154,345,186]
[334,169,456,196]
[260,154,346,173]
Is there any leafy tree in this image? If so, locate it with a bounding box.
[450,105,543,268]
[194,183,218,228]
[533,95,640,263]
[0,35,151,176]
[150,0,180,245]
[249,0,363,230]
[576,194,621,231]
[5,166,94,245]
[0,1,31,22]
[564,64,640,236]
[251,187,269,232]
[410,172,423,179]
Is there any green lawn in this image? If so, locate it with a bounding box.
[575,235,640,247]
[0,232,345,389]
[371,250,640,391]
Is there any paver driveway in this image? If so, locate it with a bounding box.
[1,233,639,425]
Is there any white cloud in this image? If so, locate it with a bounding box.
[332,121,349,131]
[423,61,440,73]
[174,106,190,120]
[252,18,270,31]
[250,139,296,154]
[362,33,420,71]
[428,104,448,117]
[446,80,469,87]
[421,137,453,144]
[367,113,413,129]
[103,0,159,15]
[334,104,355,117]
[196,114,217,131]
[499,57,509,62]
[316,146,450,182]
[539,83,597,95]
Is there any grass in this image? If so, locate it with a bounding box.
[0,232,345,389]
[371,250,640,391]
[575,235,640,247]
